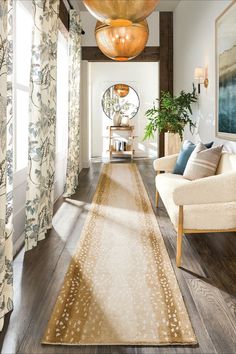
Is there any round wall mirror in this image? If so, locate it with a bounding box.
[102,83,140,121]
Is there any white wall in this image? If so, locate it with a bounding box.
[89,62,159,158]
[79,11,160,160]
[174,0,236,152]
[80,11,159,47]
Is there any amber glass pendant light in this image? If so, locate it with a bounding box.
[114,84,130,97]
[83,0,159,26]
[95,20,149,61]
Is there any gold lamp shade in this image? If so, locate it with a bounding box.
[83,0,159,26]
[95,20,149,61]
[114,84,130,97]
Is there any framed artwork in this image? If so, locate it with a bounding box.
[216,1,236,141]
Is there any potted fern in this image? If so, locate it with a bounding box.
[144,86,198,154]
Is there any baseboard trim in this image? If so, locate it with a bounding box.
[82,160,90,169]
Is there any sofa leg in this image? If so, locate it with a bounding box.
[155,171,160,208]
[155,190,159,208]
[176,205,183,267]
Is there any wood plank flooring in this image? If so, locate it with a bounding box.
[1,159,236,354]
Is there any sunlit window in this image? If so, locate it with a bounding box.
[15,0,33,171]
[56,30,69,155]
[14,2,69,172]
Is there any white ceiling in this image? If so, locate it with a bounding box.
[71,0,181,13]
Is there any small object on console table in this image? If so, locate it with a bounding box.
[107,126,136,161]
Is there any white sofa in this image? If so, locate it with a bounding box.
[153,152,236,267]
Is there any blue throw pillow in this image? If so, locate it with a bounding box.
[173,140,214,175]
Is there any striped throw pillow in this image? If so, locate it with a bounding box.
[183,142,223,180]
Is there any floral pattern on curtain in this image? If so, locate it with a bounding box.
[25,0,59,251]
[0,0,13,330]
[64,10,82,197]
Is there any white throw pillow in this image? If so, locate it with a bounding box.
[183,142,223,180]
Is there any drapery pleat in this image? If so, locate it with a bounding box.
[0,0,13,331]
[64,10,82,197]
[25,0,59,251]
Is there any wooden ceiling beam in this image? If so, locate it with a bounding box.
[82,46,160,62]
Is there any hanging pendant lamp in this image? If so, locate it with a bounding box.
[114,84,129,97]
[95,20,149,61]
[83,0,159,26]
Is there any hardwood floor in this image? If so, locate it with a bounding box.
[1,159,236,354]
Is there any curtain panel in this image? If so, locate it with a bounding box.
[0,0,13,330]
[64,10,82,197]
[25,0,59,251]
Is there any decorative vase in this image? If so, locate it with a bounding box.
[121,116,129,126]
[113,111,121,126]
[164,132,182,156]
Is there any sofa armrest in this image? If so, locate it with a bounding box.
[153,154,178,173]
[173,172,236,206]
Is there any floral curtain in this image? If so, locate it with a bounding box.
[25,0,59,251]
[0,0,13,330]
[64,10,82,197]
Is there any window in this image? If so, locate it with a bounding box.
[14,3,69,171]
[56,30,69,156]
[14,0,33,171]
[54,28,69,200]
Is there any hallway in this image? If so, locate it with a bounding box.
[1,160,236,353]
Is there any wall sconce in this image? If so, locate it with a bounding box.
[194,67,209,94]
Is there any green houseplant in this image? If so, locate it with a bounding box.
[144,86,198,141]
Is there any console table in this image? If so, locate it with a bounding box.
[106,126,136,160]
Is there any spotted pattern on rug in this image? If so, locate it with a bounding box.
[43,163,197,345]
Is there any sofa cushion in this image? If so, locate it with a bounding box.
[173,140,214,175]
[155,173,190,227]
[183,143,223,180]
[155,173,236,230]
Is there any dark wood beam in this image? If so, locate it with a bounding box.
[59,0,70,31]
[159,12,173,157]
[82,46,160,62]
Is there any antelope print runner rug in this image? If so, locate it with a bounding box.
[43,163,196,346]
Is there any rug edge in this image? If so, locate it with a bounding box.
[130,163,198,344]
[42,163,198,346]
[41,340,198,346]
